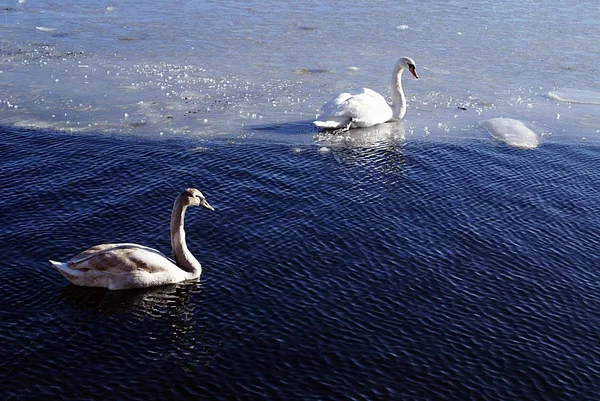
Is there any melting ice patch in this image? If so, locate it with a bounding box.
[547,89,600,105]
[479,118,539,149]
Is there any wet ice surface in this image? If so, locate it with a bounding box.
[1,0,599,144]
[0,51,314,140]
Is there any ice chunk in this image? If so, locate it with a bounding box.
[479,118,539,149]
[547,89,600,105]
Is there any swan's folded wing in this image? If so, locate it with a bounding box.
[342,92,393,127]
[318,88,376,115]
[315,88,393,128]
[319,92,353,114]
[320,88,389,114]
[68,243,174,274]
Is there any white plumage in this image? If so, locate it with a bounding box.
[314,57,418,132]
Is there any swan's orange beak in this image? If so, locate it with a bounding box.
[409,65,419,79]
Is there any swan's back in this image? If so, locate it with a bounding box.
[314,88,393,129]
[51,243,190,290]
[69,243,171,267]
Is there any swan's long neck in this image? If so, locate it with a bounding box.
[391,64,407,120]
[170,198,201,277]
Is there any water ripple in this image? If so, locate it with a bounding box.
[2,127,600,399]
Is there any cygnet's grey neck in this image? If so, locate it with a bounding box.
[170,201,201,276]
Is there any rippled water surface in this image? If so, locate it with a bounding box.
[2,0,600,399]
[2,126,600,399]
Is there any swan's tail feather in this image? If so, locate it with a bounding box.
[313,116,352,129]
[49,260,66,269]
[314,120,339,128]
[49,260,80,279]
[315,120,353,134]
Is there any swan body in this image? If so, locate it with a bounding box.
[314,57,418,132]
[50,188,214,290]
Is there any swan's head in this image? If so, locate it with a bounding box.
[398,57,418,79]
[181,188,214,211]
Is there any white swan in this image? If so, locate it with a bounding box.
[49,188,214,290]
[314,57,418,132]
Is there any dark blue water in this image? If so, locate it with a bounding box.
[2,126,600,400]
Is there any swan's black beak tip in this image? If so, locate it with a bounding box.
[201,200,215,211]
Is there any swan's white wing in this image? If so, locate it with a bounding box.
[315,88,393,129]
[342,91,394,128]
[314,92,354,128]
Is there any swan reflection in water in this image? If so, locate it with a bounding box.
[56,281,222,371]
[314,122,408,174]
[58,281,195,315]
[314,121,406,147]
